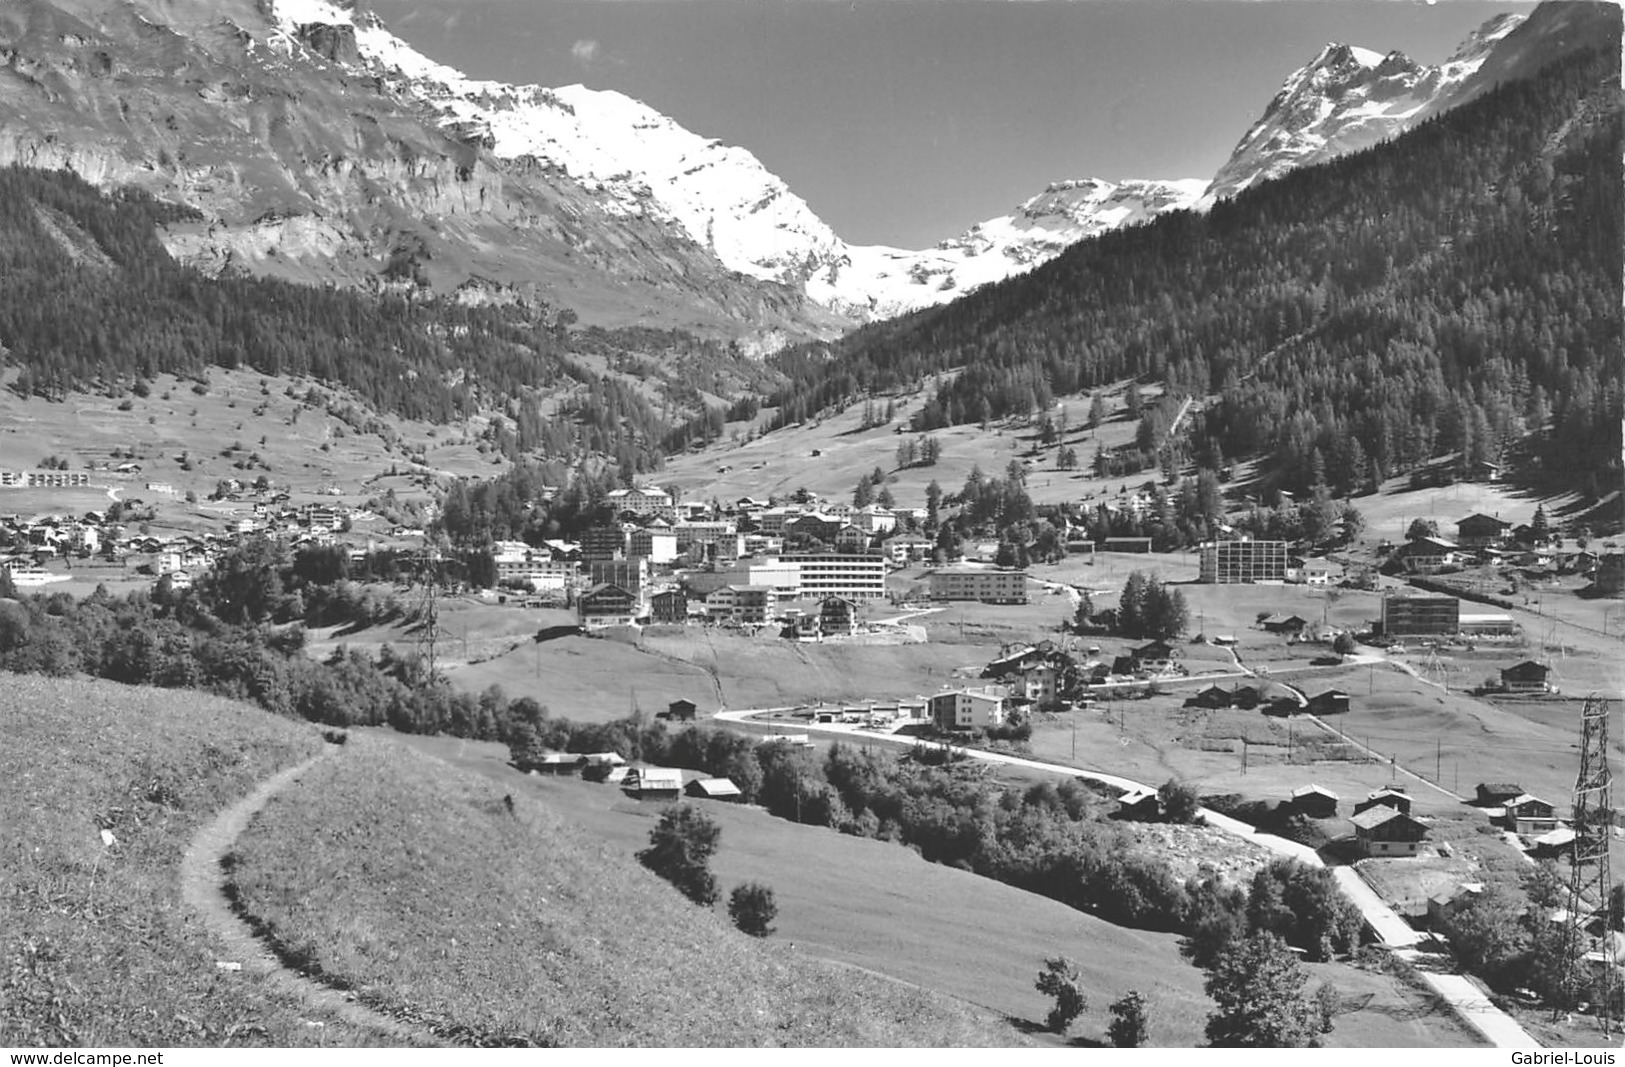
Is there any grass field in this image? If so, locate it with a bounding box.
[228,733,1027,1047]
[445,625,998,721]
[392,731,1483,1048]
[0,674,392,1046]
[661,380,1156,509]
[0,367,499,515]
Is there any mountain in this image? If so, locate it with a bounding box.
[1204,3,1610,205]
[0,0,1205,333]
[259,0,1204,322]
[764,24,1621,501]
[0,0,1595,345]
[813,177,1209,319]
[0,0,844,345]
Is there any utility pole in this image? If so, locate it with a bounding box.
[1436,738,1442,783]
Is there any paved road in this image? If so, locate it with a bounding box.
[1330,867,1426,948]
[1414,972,1542,1048]
[713,706,1542,1048]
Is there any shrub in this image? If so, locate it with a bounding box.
[637,804,720,907]
[1107,990,1149,1047]
[728,882,777,938]
[1159,778,1201,824]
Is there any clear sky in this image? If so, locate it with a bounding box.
[366,0,1537,248]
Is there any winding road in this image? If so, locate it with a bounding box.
[712,705,1541,1048]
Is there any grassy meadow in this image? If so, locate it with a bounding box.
[0,367,499,514]
[228,733,1026,1047]
[392,731,1482,1048]
[660,380,1156,509]
[0,674,392,1046]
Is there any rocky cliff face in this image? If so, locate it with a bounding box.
[0,0,1597,342]
[0,0,843,340]
[1202,5,1609,205]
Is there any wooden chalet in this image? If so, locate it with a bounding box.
[1116,786,1161,821]
[819,595,859,636]
[1427,882,1484,926]
[1475,782,1524,806]
[1261,614,1310,636]
[1454,513,1513,547]
[685,777,744,802]
[1350,807,1428,857]
[1290,784,1339,819]
[1502,794,1559,835]
[650,588,688,624]
[1529,827,1577,859]
[1185,684,1233,710]
[1306,689,1351,715]
[622,766,683,800]
[1353,787,1413,817]
[1229,685,1264,710]
[1129,641,1177,673]
[664,698,698,722]
[525,752,580,776]
[1500,661,1552,694]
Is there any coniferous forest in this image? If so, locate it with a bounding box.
[0,167,761,475]
[766,39,1622,499]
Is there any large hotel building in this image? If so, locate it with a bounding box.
[1199,539,1288,583]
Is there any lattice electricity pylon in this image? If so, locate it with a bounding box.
[411,550,444,687]
[1559,693,1617,1032]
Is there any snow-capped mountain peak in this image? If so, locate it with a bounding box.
[263,0,1204,320]
[1204,11,1528,204]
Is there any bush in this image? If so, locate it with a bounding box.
[1159,778,1201,824]
[728,882,777,938]
[1107,990,1149,1047]
[637,804,721,907]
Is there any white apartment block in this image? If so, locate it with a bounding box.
[929,568,1029,604]
[787,553,887,600]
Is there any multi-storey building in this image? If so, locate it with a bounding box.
[605,486,673,517]
[627,527,678,564]
[785,553,887,600]
[580,525,630,561]
[707,584,772,625]
[650,589,688,624]
[1199,538,1288,583]
[929,568,1029,604]
[1380,594,1460,636]
[578,583,639,629]
[927,688,1007,731]
[589,558,649,598]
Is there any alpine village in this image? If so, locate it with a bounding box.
[1,0,1622,1052]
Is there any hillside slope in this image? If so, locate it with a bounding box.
[228,735,1026,1046]
[765,27,1622,504]
[0,674,391,1046]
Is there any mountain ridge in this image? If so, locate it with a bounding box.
[0,0,1589,341]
